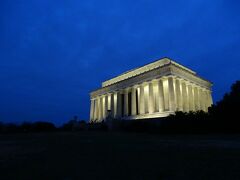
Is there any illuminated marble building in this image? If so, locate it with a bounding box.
[90,58,213,122]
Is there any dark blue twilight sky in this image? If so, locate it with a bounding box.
[0,0,239,125]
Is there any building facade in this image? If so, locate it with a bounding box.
[89,58,213,122]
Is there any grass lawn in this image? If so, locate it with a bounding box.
[0,132,240,180]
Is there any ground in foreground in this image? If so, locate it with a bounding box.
[0,132,240,180]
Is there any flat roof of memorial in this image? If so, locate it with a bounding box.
[102,57,196,87]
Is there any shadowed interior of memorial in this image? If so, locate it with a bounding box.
[90,58,213,122]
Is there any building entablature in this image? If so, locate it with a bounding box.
[90,62,212,99]
[101,58,196,87]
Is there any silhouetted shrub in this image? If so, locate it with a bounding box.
[2,123,19,133]
[20,122,33,132]
[0,122,3,133]
[31,121,56,132]
[88,121,108,131]
[160,111,212,134]
[61,116,88,131]
[61,120,77,131]
[0,121,56,133]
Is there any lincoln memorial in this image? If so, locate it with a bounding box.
[90,58,213,122]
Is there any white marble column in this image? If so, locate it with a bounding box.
[163,78,169,111]
[131,87,137,116]
[94,99,98,121]
[104,95,108,119]
[137,87,140,114]
[203,90,209,112]
[194,86,200,111]
[152,80,158,112]
[198,88,202,111]
[139,84,145,115]
[202,89,207,112]
[207,90,213,108]
[124,89,129,116]
[191,85,196,111]
[99,97,103,121]
[168,76,176,111]
[97,97,100,121]
[148,81,155,114]
[199,88,205,111]
[188,84,194,111]
[144,83,149,114]
[116,91,122,118]
[182,81,189,112]
[108,94,111,110]
[158,78,165,112]
[90,99,94,121]
[175,78,182,111]
[114,92,118,118]
[102,96,105,119]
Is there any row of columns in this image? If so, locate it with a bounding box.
[90,76,213,122]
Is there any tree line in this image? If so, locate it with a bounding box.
[0,116,87,133]
[0,80,239,134]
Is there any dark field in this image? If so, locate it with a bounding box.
[1,132,240,180]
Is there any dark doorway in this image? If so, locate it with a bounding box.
[136,89,139,115]
[121,94,124,117]
[128,92,132,116]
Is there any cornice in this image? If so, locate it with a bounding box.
[170,65,212,89]
[101,58,196,87]
[90,63,212,98]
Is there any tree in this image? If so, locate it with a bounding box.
[209,80,240,132]
[61,116,87,131]
[32,121,56,132]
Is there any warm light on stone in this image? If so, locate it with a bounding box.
[89,58,213,122]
